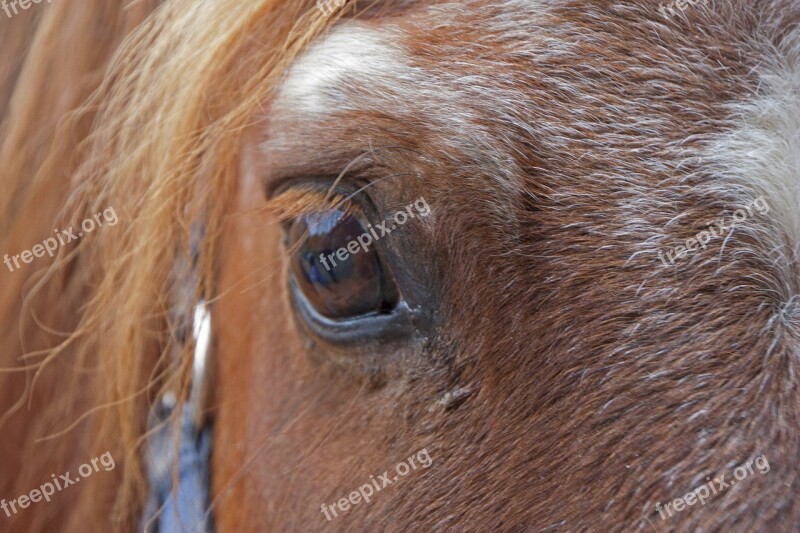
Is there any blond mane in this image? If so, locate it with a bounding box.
[0,1,341,528]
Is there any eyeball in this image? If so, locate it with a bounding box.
[287,209,397,320]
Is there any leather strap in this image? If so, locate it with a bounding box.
[141,291,215,531]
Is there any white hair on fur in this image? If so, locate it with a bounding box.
[706,30,800,326]
[267,13,531,204]
[275,25,404,117]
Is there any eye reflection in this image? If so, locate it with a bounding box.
[288,209,397,319]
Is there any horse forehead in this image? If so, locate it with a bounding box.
[271,5,800,258]
[276,24,408,117]
[268,14,531,198]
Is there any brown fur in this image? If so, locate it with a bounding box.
[1,0,798,531]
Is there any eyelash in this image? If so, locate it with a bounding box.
[265,185,352,226]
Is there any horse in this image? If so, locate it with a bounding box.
[0,0,798,530]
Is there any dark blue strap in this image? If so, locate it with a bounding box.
[141,405,214,533]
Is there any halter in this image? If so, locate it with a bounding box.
[141,237,215,532]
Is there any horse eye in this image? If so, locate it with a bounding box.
[287,209,398,320]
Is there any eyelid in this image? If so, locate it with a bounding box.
[264,186,353,224]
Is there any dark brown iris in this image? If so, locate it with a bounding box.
[288,209,396,319]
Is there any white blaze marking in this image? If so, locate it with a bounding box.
[276,24,405,116]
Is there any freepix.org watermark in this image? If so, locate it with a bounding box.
[1,0,52,19]
[655,454,770,521]
[3,206,118,273]
[657,196,769,267]
[319,196,431,272]
[1,451,115,518]
[320,448,433,521]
